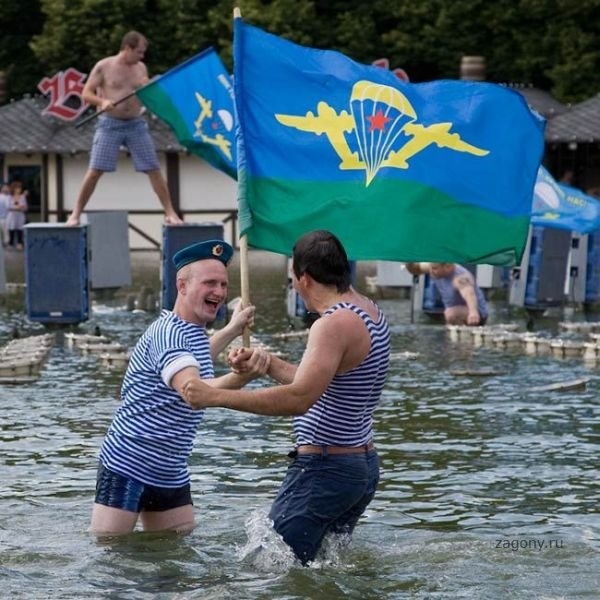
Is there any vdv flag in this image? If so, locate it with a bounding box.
[234,19,545,264]
[137,48,237,179]
[532,166,600,234]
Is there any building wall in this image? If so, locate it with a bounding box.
[3,152,40,173]
[45,154,58,219]
[179,155,236,212]
[178,155,239,246]
[49,151,239,250]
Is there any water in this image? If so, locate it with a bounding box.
[1,251,600,598]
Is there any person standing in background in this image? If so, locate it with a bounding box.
[66,31,183,227]
[6,181,27,250]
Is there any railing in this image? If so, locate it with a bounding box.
[46,208,240,249]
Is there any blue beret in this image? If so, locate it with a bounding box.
[172,239,234,270]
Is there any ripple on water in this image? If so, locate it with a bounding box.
[1,293,600,598]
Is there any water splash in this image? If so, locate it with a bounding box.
[237,508,358,571]
[236,508,295,572]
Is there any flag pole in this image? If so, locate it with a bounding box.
[234,6,251,347]
[75,90,138,128]
[409,274,418,324]
[239,235,251,347]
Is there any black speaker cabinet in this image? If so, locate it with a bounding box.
[24,224,89,324]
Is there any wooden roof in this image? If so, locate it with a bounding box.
[545,94,600,142]
[2,87,596,153]
[0,95,185,154]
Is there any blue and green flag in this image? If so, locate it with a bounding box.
[137,47,236,179]
[234,19,545,264]
[532,166,600,233]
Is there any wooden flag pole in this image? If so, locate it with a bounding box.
[235,6,251,348]
[409,274,418,324]
[239,235,251,347]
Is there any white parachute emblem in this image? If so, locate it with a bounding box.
[534,181,561,210]
[349,81,417,185]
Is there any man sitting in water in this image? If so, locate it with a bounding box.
[406,262,488,326]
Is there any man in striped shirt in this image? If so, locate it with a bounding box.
[91,239,270,535]
[182,230,391,564]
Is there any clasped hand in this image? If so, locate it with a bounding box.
[182,347,270,409]
[227,346,271,375]
[224,300,256,337]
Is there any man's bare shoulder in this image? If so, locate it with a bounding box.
[134,61,150,83]
[313,304,368,337]
[89,55,118,75]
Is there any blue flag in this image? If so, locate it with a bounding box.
[137,48,237,179]
[234,19,545,264]
[531,166,600,233]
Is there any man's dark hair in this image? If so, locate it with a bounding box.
[121,31,146,50]
[292,230,351,292]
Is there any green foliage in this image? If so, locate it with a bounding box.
[0,0,598,104]
[0,0,45,101]
[31,0,165,74]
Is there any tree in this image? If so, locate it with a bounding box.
[0,0,46,102]
[0,0,597,104]
[31,0,180,75]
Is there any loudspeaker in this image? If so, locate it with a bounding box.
[82,211,131,289]
[24,224,89,324]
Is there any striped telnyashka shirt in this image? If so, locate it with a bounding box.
[293,302,391,447]
[99,310,212,487]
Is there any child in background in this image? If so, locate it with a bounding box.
[6,181,27,250]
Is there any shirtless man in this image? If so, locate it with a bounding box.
[66,31,183,226]
[406,262,488,326]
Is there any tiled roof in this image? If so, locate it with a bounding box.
[545,94,600,142]
[0,88,595,152]
[0,95,185,153]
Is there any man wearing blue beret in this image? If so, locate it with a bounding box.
[90,239,270,535]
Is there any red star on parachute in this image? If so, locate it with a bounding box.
[367,109,391,132]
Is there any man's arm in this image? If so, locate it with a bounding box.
[138,63,150,87]
[209,301,255,360]
[453,272,481,324]
[170,347,271,404]
[265,354,297,384]
[405,262,431,276]
[82,60,113,111]
[229,347,297,384]
[181,314,347,415]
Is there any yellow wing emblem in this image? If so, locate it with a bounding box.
[275,80,489,186]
